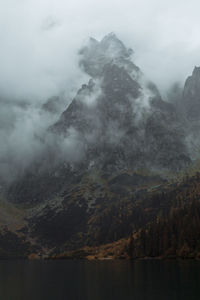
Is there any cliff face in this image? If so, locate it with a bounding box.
[183,66,200,120]
[180,66,200,159]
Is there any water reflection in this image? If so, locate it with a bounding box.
[0,260,199,300]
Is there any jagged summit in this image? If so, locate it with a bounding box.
[183,66,200,120]
[51,34,189,176]
[89,32,118,44]
[88,32,131,55]
[79,33,138,78]
[192,66,200,77]
[100,32,131,55]
[101,32,117,40]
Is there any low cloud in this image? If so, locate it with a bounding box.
[0,0,200,182]
[1,0,200,100]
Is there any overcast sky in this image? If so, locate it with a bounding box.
[1,0,200,101]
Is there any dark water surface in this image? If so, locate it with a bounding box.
[0,259,200,300]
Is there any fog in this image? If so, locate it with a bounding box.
[1,0,200,100]
[1,0,200,182]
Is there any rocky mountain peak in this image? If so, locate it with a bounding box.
[51,34,190,175]
[183,66,200,120]
[192,66,200,77]
[79,33,138,78]
[100,32,132,57]
[184,66,200,94]
[101,32,117,41]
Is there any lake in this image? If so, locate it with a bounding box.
[0,259,200,300]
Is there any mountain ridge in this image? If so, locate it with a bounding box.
[0,33,200,259]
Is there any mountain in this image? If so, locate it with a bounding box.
[179,66,200,159]
[52,32,189,173]
[0,33,199,258]
[182,66,200,120]
[8,33,191,207]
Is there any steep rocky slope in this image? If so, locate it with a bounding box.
[181,66,200,158]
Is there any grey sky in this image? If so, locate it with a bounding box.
[1,0,200,101]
